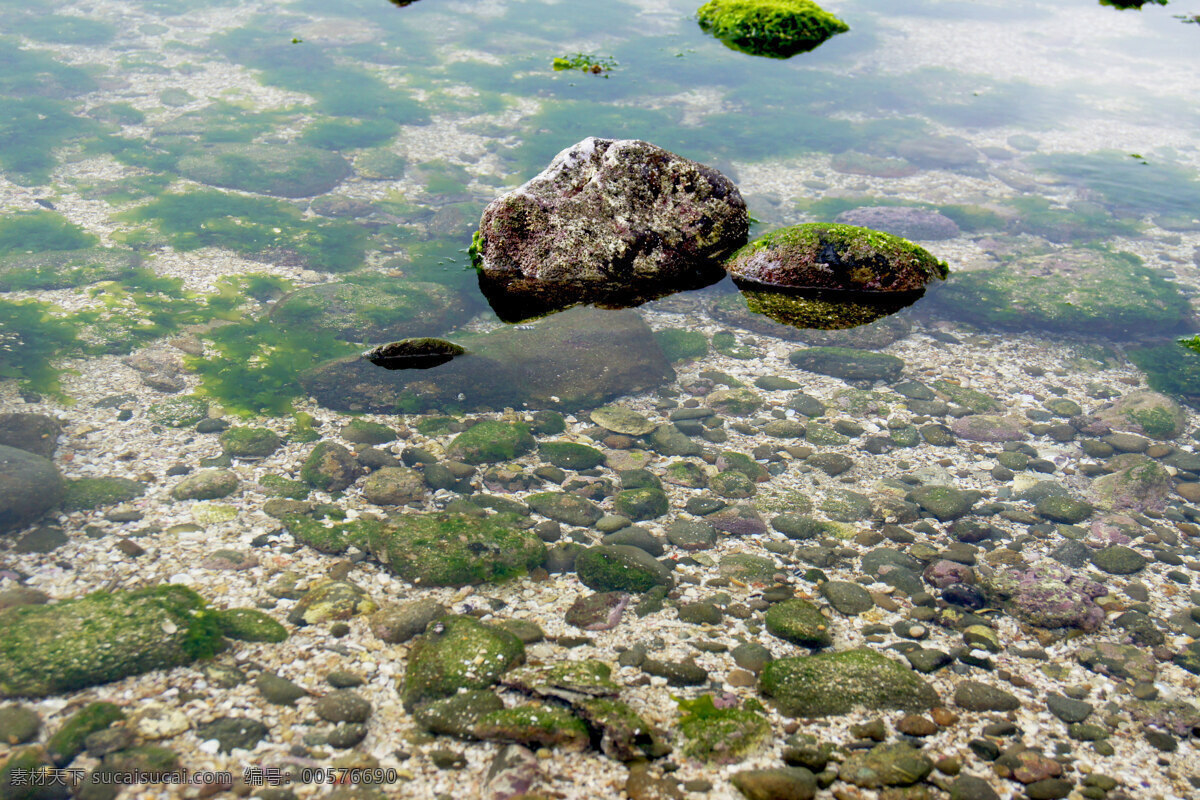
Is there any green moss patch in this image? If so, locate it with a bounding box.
[61,477,146,511]
[369,512,546,587]
[0,585,223,698]
[215,608,288,643]
[697,0,849,58]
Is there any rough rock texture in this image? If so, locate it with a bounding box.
[0,586,222,698]
[834,206,961,241]
[759,648,938,717]
[726,223,948,293]
[474,137,747,311]
[0,444,65,534]
[1092,391,1188,440]
[300,306,675,413]
[982,563,1106,631]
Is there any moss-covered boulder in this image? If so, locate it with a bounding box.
[219,426,281,458]
[177,144,350,197]
[60,477,146,512]
[677,695,771,764]
[1088,453,1172,513]
[575,545,674,592]
[0,248,136,292]
[0,586,222,698]
[286,579,377,626]
[301,441,362,492]
[271,279,470,344]
[1092,391,1187,440]
[340,419,397,445]
[0,446,63,534]
[697,0,848,57]
[539,441,605,470]
[283,515,385,555]
[447,421,535,464]
[612,487,670,520]
[526,491,603,527]
[400,615,525,710]
[368,512,546,586]
[932,249,1189,334]
[472,704,590,751]
[0,745,68,799]
[759,648,938,717]
[728,223,946,293]
[765,598,832,648]
[215,608,288,643]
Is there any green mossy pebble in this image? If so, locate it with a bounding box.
[339,420,396,445]
[765,598,832,648]
[300,441,362,492]
[447,421,535,464]
[215,608,288,643]
[0,705,40,746]
[612,487,670,520]
[146,396,208,428]
[219,427,281,458]
[60,477,146,511]
[45,703,124,766]
[539,441,605,470]
[575,545,674,593]
[472,704,590,750]
[171,469,238,501]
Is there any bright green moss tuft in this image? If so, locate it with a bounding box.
[697,0,849,58]
[0,211,97,256]
[654,328,708,362]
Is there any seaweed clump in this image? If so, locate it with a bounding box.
[696,0,849,58]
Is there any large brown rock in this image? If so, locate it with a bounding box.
[299,306,674,413]
[473,137,747,317]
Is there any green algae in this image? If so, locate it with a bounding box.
[60,477,146,511]
[0,585,223,698]
[119,190,367,271]
[697,0,849,58]
[46,702,125,766]
[0,211,96,255]
[299,118,399,150]
[676,694,771,764]
[215,608,288,643]
[400,615,524,710]
[654,329,709,362]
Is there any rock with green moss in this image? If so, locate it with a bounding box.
[368,512,546,587]
[576,698,660,761]
[539,441,604,470]
[146,395,208,428]
[171,469,239,501]
[301,442,362,492]
[401,616,525,710]
[932,250,1189,334]
[447,421,535,464]
[839,742,932,788]
[526,491,603,526]
[654,329,708,362]
[215,608,288,643]
[272,279,470,344]
[707,388,762,416]
[759,648,939,717]
[219,427,281,458]
[0,586,223,698]
[729,223,946,293]
[340,419,396,445]
[412,690,504,737]
[765,598,831,648]
[697,0,848,57]
[283,515,383,555]
[60,477,146,512]
[286,579,377,626]
[664,460,708,488]
[711,471,756,499]
[361,466,424,505]
[612,488,670,520]
[677,694,771,764]
[1088,454,1172,513]
[177,143,350,198]
[576,545,674,592]
[45,703,124,766]
[259,475,310,500]
[502,659,621,701]
[790,347,905,381]
[473,704,590,751]
[1092,391,1187,440]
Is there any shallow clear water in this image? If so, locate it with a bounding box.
[3,0,1200,797]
